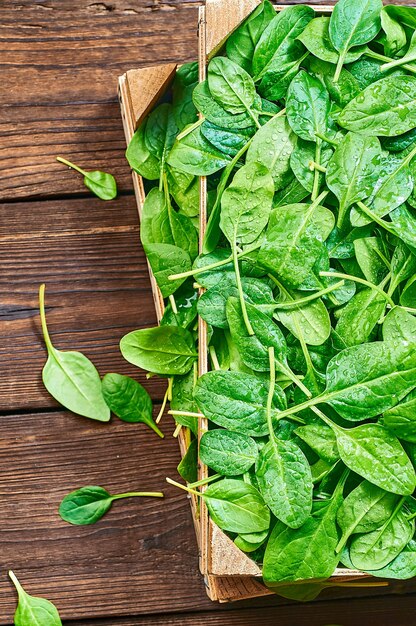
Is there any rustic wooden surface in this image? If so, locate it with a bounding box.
[1,0,416,624]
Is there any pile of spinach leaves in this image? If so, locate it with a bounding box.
[122,0,416,596]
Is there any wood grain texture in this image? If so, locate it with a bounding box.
[0,196,168,411]
[0,408,213,624]
[64,594,416,626]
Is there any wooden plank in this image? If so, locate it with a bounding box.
[0,407,215,624]
[63,595,416,625]
[0,196,168,411]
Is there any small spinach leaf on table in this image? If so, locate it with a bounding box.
[9,571,62,626]
[101,373,163,438]
[56,157,117,201]
[39,284,110,423]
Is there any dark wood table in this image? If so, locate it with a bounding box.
[1,1,416,624]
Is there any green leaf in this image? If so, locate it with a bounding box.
[167,125,232,176]
[143,243,192,297]
[326,131,382,228]
[59,485,163,525]
[56,157,117,200]
[192,80,255,129]
[295,423,339,464]
[382,389,416,443]
[194,369,287,437]
[125,122,160,180]
[39,285,110,422]
[203,478,270,534]
[208,56,257,118]
[334,288,386,347]
[177,438,198,483]
[286,71,331,142]
[101,373,163,437]
[220,161,274,245]
[329,0,382,80]
[256,435,313,528]
[200,429,259,476]
[258,198,335,288]
[297,17,367,65]
[9,571,62,626]
[246,115,296,191]
[338,76,416,136]
[120,325,197,376]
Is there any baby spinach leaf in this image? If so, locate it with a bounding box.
[203,478,270,534]
[326,131,382,228]
[401,274,416,307]
[160,281,198,329]
[171,369,199,436]
[234,528,269,553]
[363,539,416,579]
[290,138,333,193]
[380,8,407,58]
[56,156,117,200]
[338,76,416,136]
[353,237,388,283]
[194,369,286,437]
[256,435,313,528]
[258,195,335,288]
[333,423,416,495]
[145,103,177,177]
[334,287,386,347]
[382,306,416,345]
[208,57,258,124]
[167,124,232,176]
[120,325,197,376]
[39,285,110,423]
[200,429,259,476]
[263,475,346,583]
[220,161,274,245]
[275,296,332,347]
[200,121,253,157]
[286,70,331,143]
[126,121,160,180]
[349,502,413,570]
[59,485,163,525]
[226,0,276,74]
[9,571,62,626]
[382,389,416,443]
[192,80,255,130]
[246,115,296,191]
[101,373,163,437]
[297,17,367,65]
[336,480,399,552]
[177,438,198,483]
[143,243,192,297]
[253,5,314,82]
[295,423,339,464]
[329,0,382,81]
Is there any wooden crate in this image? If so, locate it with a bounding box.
[118,0,414,603]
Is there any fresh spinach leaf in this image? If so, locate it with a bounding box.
[56,156,117,200]
[9,571,62,626]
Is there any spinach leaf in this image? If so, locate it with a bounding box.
[362,539,416,579]
[258,194,335,287]
[326,131,382,228]
[101,373,163,437]
[167,124,232,176]
[286,70,331,143]
[194,369,286,437]
[200,120,253,157]
[208,56,259,126]
[329,0,382,81]
[334,287,386,347]
[338,76,416,136]
[192,80,255,129]
[349,501,413,570]
[59,485,163,525]
[298,17,367,65]
[177,438,198,483]
[382,389,416,443]
[39,284,110,423]
[144,243,192,297]
[120,325,197,376]
[380,8,407,58]
[200,429,258,476]
[246,115,296,191]
[295,423,339,464]
[126,121,160,180]
[56,157,117,201]
[9,571,62,626]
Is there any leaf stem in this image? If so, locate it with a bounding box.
[176,117,205,141]
[111,491,164,500]
[8,571,24,600]
[319,271,394,306]
[309,160,326,173]
[334,50,347,83]
[166,477,201,497]
[155,385,169,423]
[381,52,416,71]
[148,420,165,439]
[188,473,221,488]
[259,281,345,311]
[365,49,416,74]
[315,132,339,146]
[209,345,221,371]
[169,410,204,418]
[169,294,178,315]
[38,283,54,355]
[56,156,87,176]
[233,231,255,336]
[267,347,276,439]
[169,241,262,281]
[311,139,322,201]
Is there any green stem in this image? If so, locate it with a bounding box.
[309,160,327,173]
[169,410,204,418]
[38,283,54,355]
[176,117,204,141]
[334,50,347,83]
[155,385,169,424]
[233,230,255,336]
[267,347,276,439]
[382,52,416,71]
[315,132,339,147]
[166,477,201,497]
[56,156,87,176]
[258,280,345,311]
[365,49,416,74]
[319,271,394,307]
[188,474,221,488]
[112,491,164,500]
[209,345,221,371]
[147,420,165,439]
[311,139,322,201]
[278,363,312,398]
[356,201,397,236]
[8,571,24,600]
[169,294,178,315]
[169,241,262,281]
